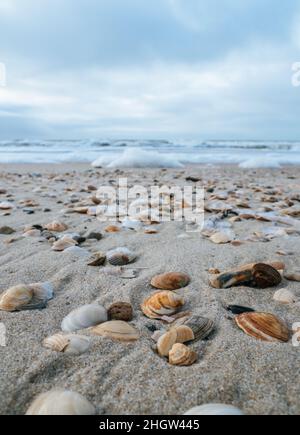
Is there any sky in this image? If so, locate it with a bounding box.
[0,0,300,140]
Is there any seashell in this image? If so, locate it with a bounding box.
[61,304,107,332]
[107,247,137,266]
[52,237,77,252]
[169,343,197,366]
[0,282,53,312]
[91,320,139,342]
[184,404,244,415]
[235,312,290,343]
[0,226,15,235]
[210,231,233,245]
[87,252,106,267]
[210,262,282,289]
[141,291,185,320]
[226,305,255,315]
[0,201,13,210]
[105,225,121,233]
[181,315,215,341]
[273,289,297,305]
[284,272,300,282]
[26,390,96,415]
[23,229,41,238]
[86,231,102,240]
[122,218,143,231]
[45,221,68,232]
[144,228,159,235]
[63,247,90,258]
[157,329,178,356]
[252,263,282,289]
[151,272,190,291]
[43,334,91,355]
[108,302,133,321]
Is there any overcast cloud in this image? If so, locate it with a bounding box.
[0,0,300,139]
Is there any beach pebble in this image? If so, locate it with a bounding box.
[0,226,15,235]
[108,302,133,321]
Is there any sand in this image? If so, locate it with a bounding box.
[0,163,299,415]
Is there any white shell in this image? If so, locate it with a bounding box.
[26,390,96,415]
[61,304,108,332]
[273,289,297,304]
[0,201,13,210]
[122,218,143,231]
[106,247,137,266]
[43,334,91,355]
[184,404,244,416]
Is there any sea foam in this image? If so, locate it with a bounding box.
[92,149,183,169]
[239,158,281,169]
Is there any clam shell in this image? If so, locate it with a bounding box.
[235,312,290,343]
[107,247,137,266]
[45,221,68,232]
[141,291,185,320]
[210,232,233,245]
[26,390,96,415]
[61,304,107,332]
[0,282,53,312]
[91,320,139,342]
[151,272,190,291]
[43,334,91,355]
[273,289,297,305]
[252,264,282,289]
[284,272,300,282]
[87,252,106,267]
[184,404,244,415]
[169,343,197,366]
[157,329,178,356]
[182,316,215,341]
[105,225,121,233]
[52,237,77,252]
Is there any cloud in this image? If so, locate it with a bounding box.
[0,0,300,139]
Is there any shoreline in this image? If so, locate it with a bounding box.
[0,163,299,415]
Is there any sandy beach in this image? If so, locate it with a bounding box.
[0,163,300,416]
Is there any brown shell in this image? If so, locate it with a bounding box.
[151,272,190,291]
[91,320,139,342]
[157,329,178,357]
[141,291,185,320]
[105,225,121,233]
[45,221,68,232]
[252,264,282,289]
[87,252,106,267]
[169,344,198,366]
[108,302,133,321]
[235,312,290,343]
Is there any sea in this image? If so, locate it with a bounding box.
[0,139,300,168]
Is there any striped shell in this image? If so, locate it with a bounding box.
[151,272,190,291]
[0,282,53,312]
[26,390,95,415]
[91,320,139,342]
[169,343,197,366]
[43,334,91,355]
[235,312,290,343]
[61,304,107,332]
[107,247,137,266]
[141,291,185,320]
